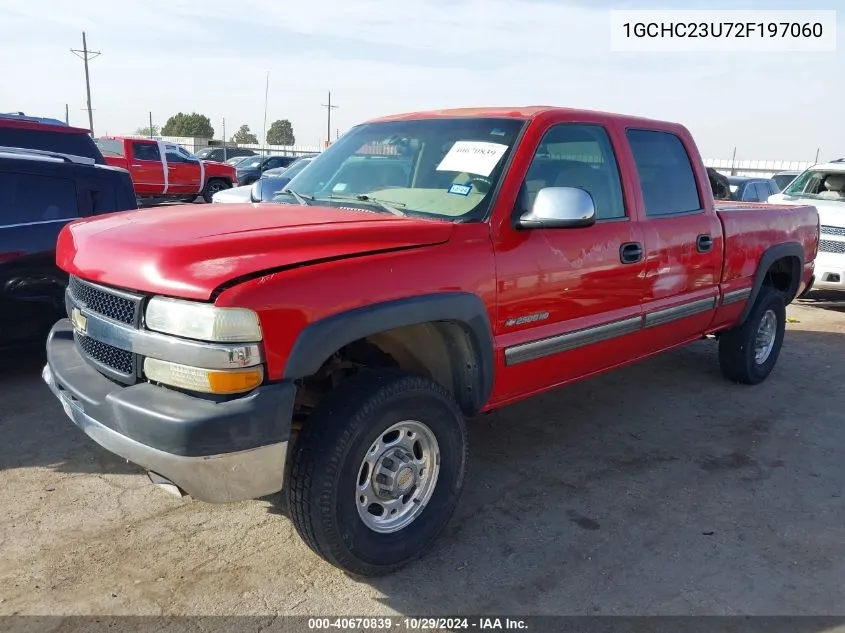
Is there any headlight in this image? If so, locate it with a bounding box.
[145,297,262,342]
[144,358,263,394]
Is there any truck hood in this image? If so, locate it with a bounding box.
[57,203,454,300]
[201,160,236,177]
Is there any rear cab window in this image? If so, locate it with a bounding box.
[627,129,702,216]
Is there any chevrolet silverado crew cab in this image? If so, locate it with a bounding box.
[43,106,819,576]
[94,137,237,203]
[769,159,845,292]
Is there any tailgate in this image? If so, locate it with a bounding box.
[716,202,819,283]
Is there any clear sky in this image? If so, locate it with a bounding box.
[1,0,841,160]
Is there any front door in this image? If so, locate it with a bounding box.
[491,121,647,403]
[163,144,202,195]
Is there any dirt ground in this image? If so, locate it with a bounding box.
[2,294,845,617]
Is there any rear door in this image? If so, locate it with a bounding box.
[163,144,202,195]
[626,128,722,348]
[128,141,165,195]
[0,168,82,344]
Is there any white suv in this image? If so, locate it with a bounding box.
[770,160,845,292]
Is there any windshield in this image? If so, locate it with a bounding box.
[783,169,845,201]
[195,148,212,158]
[239,156,264,169]
[284,117,525,220]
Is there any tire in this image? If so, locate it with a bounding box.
[287,369,468,577]
[201,178,230,203]
[718,286,786,385]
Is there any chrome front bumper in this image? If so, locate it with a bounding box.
[43,320,295,503]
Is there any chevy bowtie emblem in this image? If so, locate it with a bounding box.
[71,308,88,335]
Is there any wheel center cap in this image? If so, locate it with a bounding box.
[396,467,415,492]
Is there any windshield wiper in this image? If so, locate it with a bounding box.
[279,189,313,205]
[328,194,406,216]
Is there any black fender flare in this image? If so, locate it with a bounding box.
[283,292,495,413]
[739,241,804,324]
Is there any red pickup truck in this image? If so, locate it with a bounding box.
[94,137,237,203]
[43,106,818,576]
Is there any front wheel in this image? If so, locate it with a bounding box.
[287,370,467,576]
[201,178,230,203]
[718,286,786,385]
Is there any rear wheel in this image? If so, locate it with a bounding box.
[287,369,467,576]
[201,178,230,203]
[718,286,786,385]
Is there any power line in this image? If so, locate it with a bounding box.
[321,91,338,147]
[70,31,101,136]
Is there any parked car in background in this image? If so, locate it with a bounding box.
[225,155,251,166]
[772,171,801,192]
[213,157,317,204]
[770,160,845,292]
[1,115,105,165]
[95,137,237,203]
[44,105,818,576]
[236,154,301,186]
[727,176,779,202]
[0,146,136,348]
[195,146,256,163]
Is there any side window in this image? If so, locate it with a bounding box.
[165,146,188,164]
[627,129,702,216]
[522,123,626,220]
[0,171,79,226]
[741,183,758,202]
[132,142,161,162]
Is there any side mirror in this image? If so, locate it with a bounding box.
[517,187,596,229]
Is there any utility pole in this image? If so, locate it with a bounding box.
[149,111,154,138]
[65,104,69,125]
[730,146,737,176]
[70,32,101,136]
[815,147,820,163]
[262,71,269,155]
[321,91,338,148]
[223,117,227,161]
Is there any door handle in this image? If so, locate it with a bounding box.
[696,234,713,253]
[620,242,644,264]
[131,164,142,168]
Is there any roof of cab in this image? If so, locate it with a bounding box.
[0,117,91,135]
[367,105,682,128]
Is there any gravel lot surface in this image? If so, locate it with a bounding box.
[2,296,844,617]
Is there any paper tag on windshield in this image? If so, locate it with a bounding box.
[436,141,508,177]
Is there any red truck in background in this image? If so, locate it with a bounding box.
[94,137,237,203]
[44,106,819,577]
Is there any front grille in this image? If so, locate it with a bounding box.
[75,333,134,376]
[819,239,845,254]
[821,225,845,237]
[68,276,140,325]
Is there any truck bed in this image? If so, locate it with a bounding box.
[716,202,819,284]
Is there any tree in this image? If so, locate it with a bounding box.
[161,112,214,138]
[231,124,258,144]
[266,119,295,145]
[134,124,160,137]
